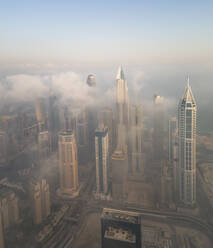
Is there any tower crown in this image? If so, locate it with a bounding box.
[180,77,196,106]
[116,66,125,80]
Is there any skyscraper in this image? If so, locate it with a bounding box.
[76,109,89,164]
[169,117,178,164]
[58,130,79,197]
[48,91,60,151]
[116,66,129,132]
[129,104,144,175]
[153,94,164,161]
[0,214,4,248]
[95,126,109,195]
[41,179,51,219]
[30,179,51,225]
[38,131,51,161]
[34,98,47,132]
[99,107,114,154]
[0,131,7,165]
[111,66,129,200]
[178,78,197,206]
[87,74,96,87]
[30,182,42,225]
[168,117,178,197]
[0,190,20,229]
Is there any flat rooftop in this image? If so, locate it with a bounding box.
[104,227,136,243]
[59,129,73,136]
[102,208,141,224]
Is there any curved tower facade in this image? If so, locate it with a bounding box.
[178,78,197,206]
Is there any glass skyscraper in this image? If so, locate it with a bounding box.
[178,79,197,206]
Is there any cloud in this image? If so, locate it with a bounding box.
[0,71,101,111]
[50,71,97,107]
[2,74,48,102]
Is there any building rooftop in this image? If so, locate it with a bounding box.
[116,66,125,80]
[102,208,141,224]
[95,126,108,136]
[59,129,74,136]
[111,150,126,160]
[104,227,136,243]
[180,77,196,106]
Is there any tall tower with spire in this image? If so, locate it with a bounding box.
[111,66,129,200]
[116,66,129,131]
[178,77,197,206]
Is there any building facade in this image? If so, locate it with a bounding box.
[30,179,51,225]
[0,214,4,248]
[58,130,79,194]
[76,109,89,164]
[168,117,178,198]
[116,66,129,132]
[178,80,197,206]
[95,126,109,194]
[153,94,164,161]
[41,179,51,219]
[0,190,19,229]
[30,182,42,225]
[0,132,7,165]
[99,107,114,154]
[38,131,51,161]
[129,104,143,174]
[111,66,129,200]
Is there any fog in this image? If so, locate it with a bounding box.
[0,62,213,132]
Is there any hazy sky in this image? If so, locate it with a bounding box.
[1,0,213,132]
[1,0,213,64]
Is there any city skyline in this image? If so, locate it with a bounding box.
[1,1,213,247]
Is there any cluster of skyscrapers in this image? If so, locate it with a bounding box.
[51,66,197,208]
[0,65,198,247]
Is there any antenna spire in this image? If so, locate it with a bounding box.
[187,75,190,87]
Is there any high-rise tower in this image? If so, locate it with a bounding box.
[111,66,129,200]
[58,130,79,197]
[30,179,51,225]
[0,214,4,248]
[129,104,144,174]
[116,66,129,131]
[76,109,89,164]
[48,91,60,151]
[98,107,114,154]
[0,131,8,165]
[168,117,178,197]
[178,78,197,206]
[34,98,47,132]
[95,126,109,195]
[87,74,96,87]
[169,117,178,164]
[38,131,51,161]
[153,94,164,161]
[41,179,51,219]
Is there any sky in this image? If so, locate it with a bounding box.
[1,0,213,132]
[1,0,213,64]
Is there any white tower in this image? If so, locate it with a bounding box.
[178,78,197,206]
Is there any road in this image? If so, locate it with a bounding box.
[42,160,213,248]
